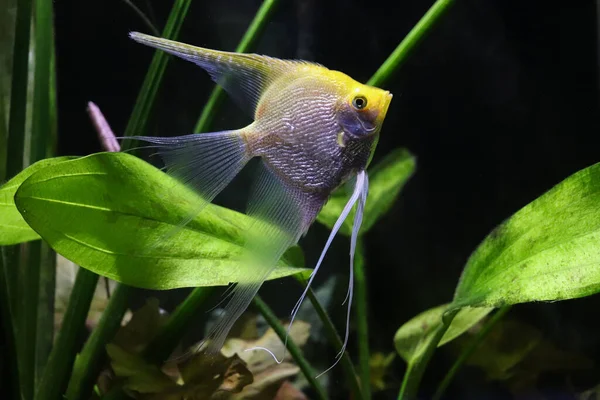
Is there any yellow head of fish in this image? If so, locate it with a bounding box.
[328,70,393,140]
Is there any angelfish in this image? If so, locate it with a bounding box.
[127,32,392,371]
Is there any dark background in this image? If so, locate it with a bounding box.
[52,0,599,398]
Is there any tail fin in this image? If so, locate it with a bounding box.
[119,131,251,245]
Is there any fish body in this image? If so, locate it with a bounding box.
[127,32,392,365]
[244,66,389,233]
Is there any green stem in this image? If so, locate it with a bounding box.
[65,284,132,400]
[366,0,456,166]
[252,295,328,400]
[20,241,41,400]
[301,280,363,400]
[35,242,56,387]
[354,239,370,400]
[193,0,281,133]
[35,268,99,400]
[0,68,19,400]
[398,311,457,400]
[4,2,34,379]
[144,287,214,363]
[6,0,32,179]
[0,248,21,400]
[367,0,455,87]
[120,0,192,151]
[432,306,511,400]
[0,68,7,181]
[29,0,57,390]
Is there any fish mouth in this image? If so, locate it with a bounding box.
[378,91,393,123]
[365,91,393,134]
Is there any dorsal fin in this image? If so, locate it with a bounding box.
[129,32,322,118]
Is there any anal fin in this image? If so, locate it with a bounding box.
[201,160,325,353]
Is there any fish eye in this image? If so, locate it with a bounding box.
[352,96,367,110]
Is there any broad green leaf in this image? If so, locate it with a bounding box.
[393,303,492,364]
[0,156,73,244]
[452,162,600,311]
[317,148,415,236]
[14,152,308,290]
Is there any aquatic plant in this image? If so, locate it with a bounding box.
[3,0,600,399]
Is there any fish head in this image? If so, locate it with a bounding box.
[334,76,393,140]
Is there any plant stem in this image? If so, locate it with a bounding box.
[29,0,57,390]
[366,0,456,166]
[144,287,214,363]
[432,306,511,400]
[397,310,457,400]
[35,243,56,386]
[0,70,7,181]
[367,0,455,87]
[120,0,192,151]
[302,281,363,400]
[354,239,370,400]
[252,295,328,400]
[4,2,33,390]
[0,64,19,400]
[0,248,21,400]
[6,0,32,178]
[193,0,281,133]
[20,241,41,400]
[35,268,99,400]
[65,283,132,400]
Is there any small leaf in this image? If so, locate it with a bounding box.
[14,152,308,290]
[106,343,176,393]
[221,321,310,400]
[0,156,73,245]
[394,303,492,364]
[222,320,311,371]
[370,352,396,392]
[112,298,169,354]
[317,148,415,236]
[450,318,592,394]
[179,352,253,393]
[452,162,600,310]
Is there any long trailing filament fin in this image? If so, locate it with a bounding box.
[318,170,368,378]
[249,170,368,371]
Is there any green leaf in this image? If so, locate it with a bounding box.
[452,162,600,311]
[0,156,73,245]
[393,303,492,364]
[317,148,415,236]
[14,152,308,290]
